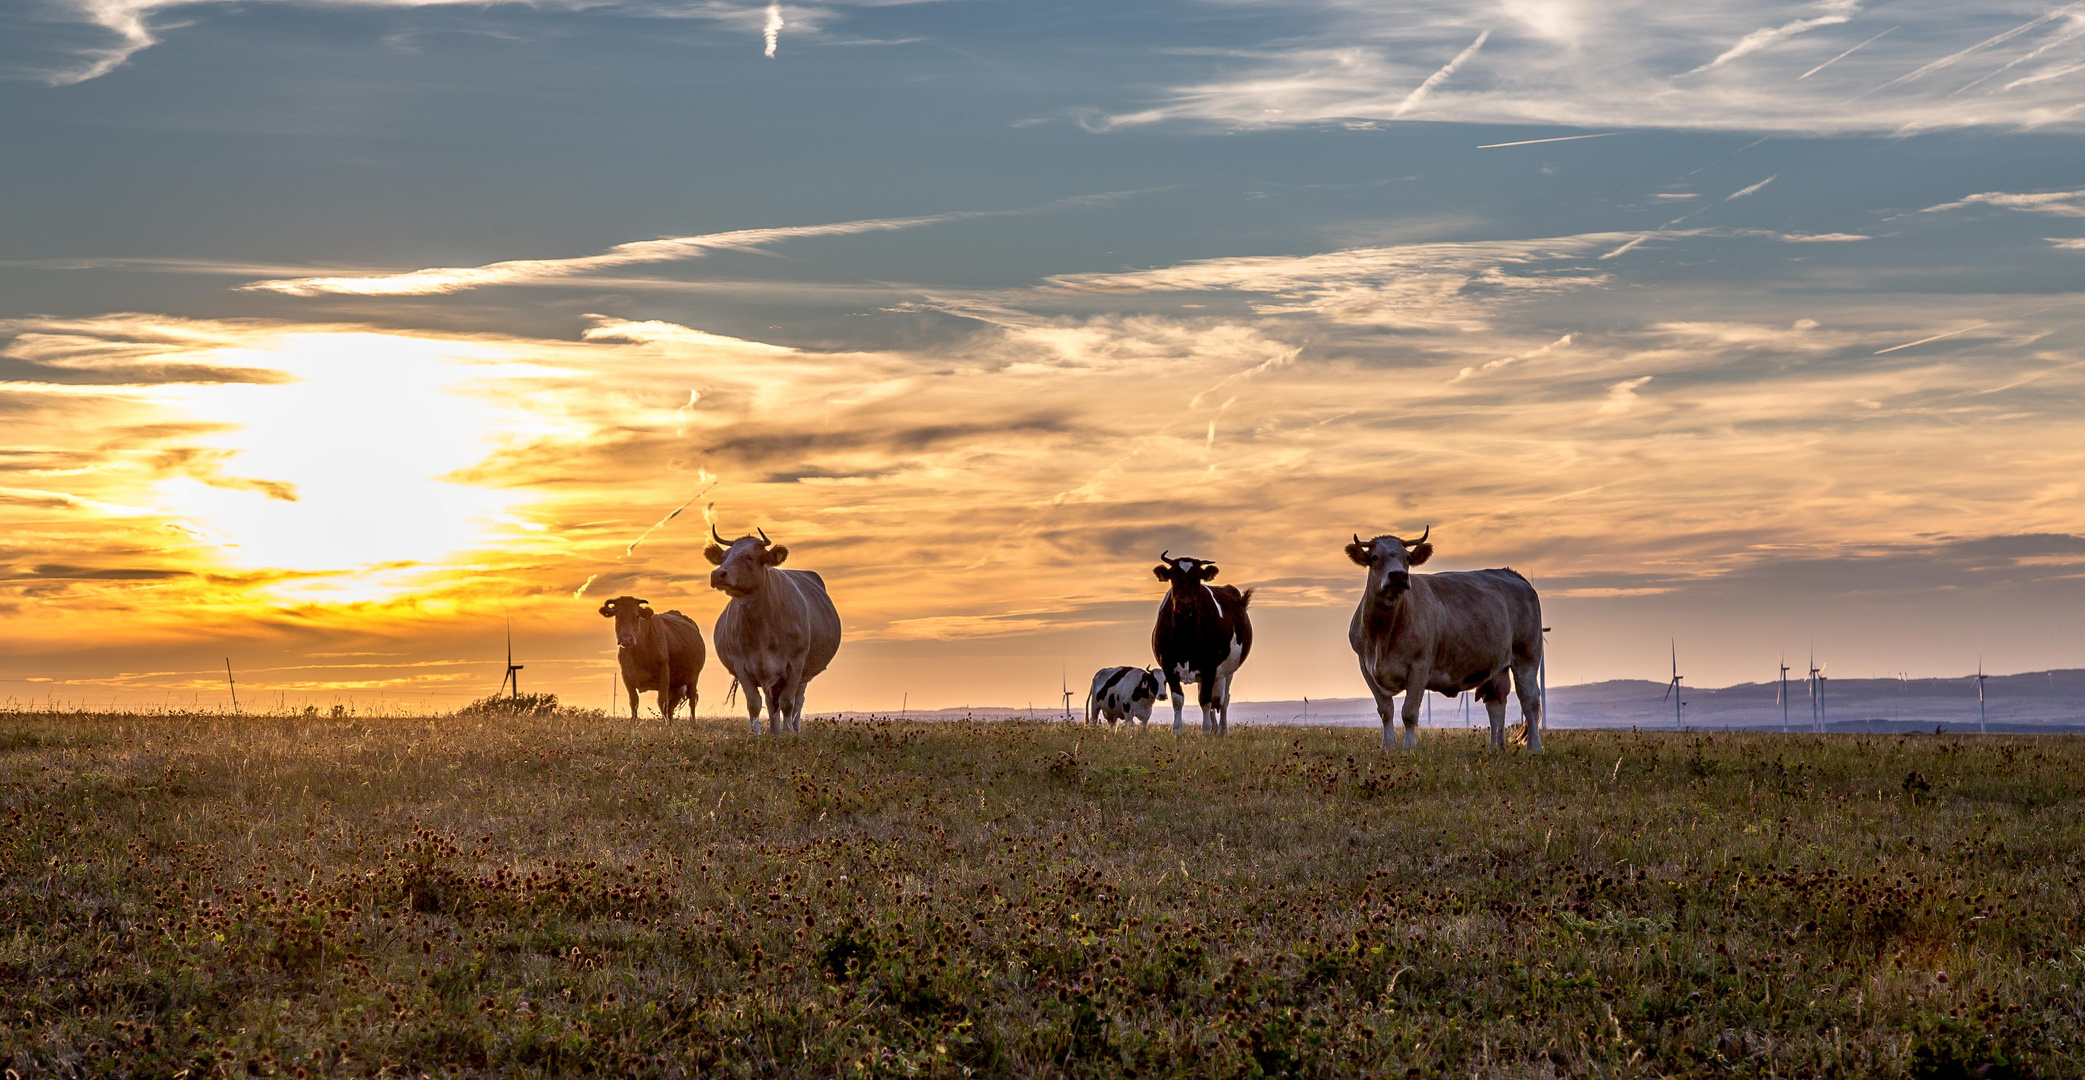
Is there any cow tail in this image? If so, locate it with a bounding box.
[1084,690,1096,725]
[725,679,741,708]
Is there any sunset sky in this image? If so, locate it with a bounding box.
[6,0,2085,713]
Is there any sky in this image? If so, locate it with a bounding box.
[4,0,2085,713]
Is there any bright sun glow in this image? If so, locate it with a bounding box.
[155,333,515,586]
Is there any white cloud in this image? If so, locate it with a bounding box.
[1094,1,2085,135]
[243,194,1136,296]
[1922,188,2085,218]
[1689,3,1860,75]
[34,0,908,84]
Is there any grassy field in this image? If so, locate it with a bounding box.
[3,711,2083,1078]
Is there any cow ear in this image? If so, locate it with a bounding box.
[1151,565,1170,582]
[704,544,726,566]
[639,605,654,618]
[598,601,615,618]
[1408,542,1434,566]
[768,544,788,565]
[1198,563,1220,581]
[1345,541,1372,566]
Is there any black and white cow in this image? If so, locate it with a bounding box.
[1086,666,1166,729]
[1151,551,1254,735]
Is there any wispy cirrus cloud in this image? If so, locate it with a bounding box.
[1687,2,1861,75]
[240,193,1137,297]
[1922,187,2085,217]
[1094,1,2085,135]
[30,0,901,85]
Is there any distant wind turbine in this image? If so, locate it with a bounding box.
[1060,667,1073,721]
[1777,655,1792,733]
[1807,649,1824,733]
[1662,640,1685,731]
[1971,657,1990,734]
[499,619,525,700]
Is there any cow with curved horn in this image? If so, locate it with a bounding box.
[1345,528,1545,752]
[597,596,705,720]
[1151,550,1254,735]
[705,525,842,735]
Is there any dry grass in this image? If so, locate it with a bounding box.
[3,711,2083,1078]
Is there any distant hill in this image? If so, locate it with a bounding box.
[877,669,2085,733]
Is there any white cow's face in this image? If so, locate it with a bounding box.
[705,534,789,597]
[1345,533,1434,597]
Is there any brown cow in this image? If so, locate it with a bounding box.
[597,596,706,720]
[1345,529,1544,752]
[705,527,842,735]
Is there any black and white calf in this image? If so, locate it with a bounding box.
[1086,666,1166,729]
[1150,551,1254,735]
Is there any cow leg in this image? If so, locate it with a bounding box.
[743,684,764,734]
[660,685,681,721]
[1198,677,1217,735]
[1513,658,1543,753]
[626,684,642,721]
[789,681,808,735]
[766,680,786,735]
[1482,676,1510,750]
[1401,688,1423,749]
[684,683,699,723]
[1372,686,1400,751]
[1167,675,1186,734]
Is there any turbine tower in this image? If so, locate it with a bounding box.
[498,619,524,701]
[1777,655,1791,733]
[1060,667,1073,721]
[1662,640,1685,731]
[1972,657,1990,735]
[1807,650,1823,734]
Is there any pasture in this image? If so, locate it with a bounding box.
[3,711,2082,1078]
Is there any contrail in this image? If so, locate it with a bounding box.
[1873,301,2070,354]
[241,191,1144,297]
[1861,3,2084,97]
[1726,174,1778,201]
[572,574,599,600]
[763,2,783,58]
[1599,235,1649,259]
[1800,25,1897,79]
[1477,132,1621,149]
[622,473,719,558]
[1954,20,2085,94]
[1690,9,1856,76]
[1393,29,1490,118]
[1874,321,1995,354]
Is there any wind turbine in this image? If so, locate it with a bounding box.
[1807,650,1823,733]
[498,619,525,701]
[1777,655,1791,733]
[1971,657,1989,734]
[1662,640,1685,731]
[1816,660,1829,732]
[1060,667,1074,721]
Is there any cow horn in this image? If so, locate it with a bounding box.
[1159,549,1171,563]
[1403,526,1430,547]
[710,525,726,545]
[756,527,771,545]
[1352,533,1363,548]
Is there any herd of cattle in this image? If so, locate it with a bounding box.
[600,526,1546,751]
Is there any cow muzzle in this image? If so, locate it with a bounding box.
[1379,570,1412,594]
[709,568,751,597]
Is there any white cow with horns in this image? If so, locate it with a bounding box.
[1345,528,1545,752]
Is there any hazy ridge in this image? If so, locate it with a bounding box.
[881,669,2085,733]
